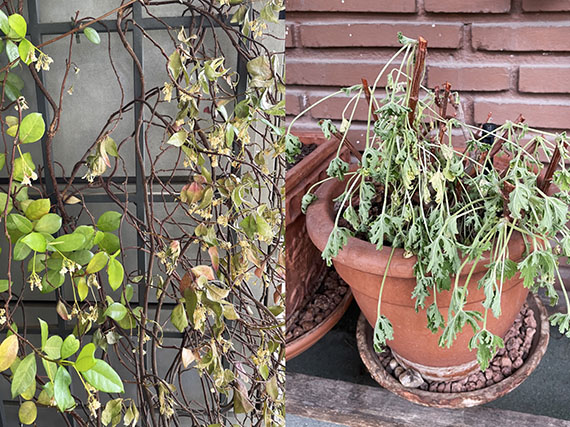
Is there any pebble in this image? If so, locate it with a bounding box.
[399,369,425,388]
[394,366,404,378]
[379,304,537,394]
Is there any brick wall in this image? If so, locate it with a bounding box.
[286,0,570,147]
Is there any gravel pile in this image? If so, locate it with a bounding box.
[376,303,537,392]
[286,269,349,342]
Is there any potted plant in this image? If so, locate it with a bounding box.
[286,34,570,384]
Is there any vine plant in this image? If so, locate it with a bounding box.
[0,1,284,426]
[288,33,570,372]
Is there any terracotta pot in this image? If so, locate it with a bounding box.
[285,133,349,322]
[306,178,530,381]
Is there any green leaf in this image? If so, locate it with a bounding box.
[5,40,19,62]
[18,113,45,144]
[107,257,124,291]
[18,39,34,65]
[101,398,123,427]
[171,302,188,332]
[77,277,88,301]
[301,193,317,214]
[38,318,48,350]
[25,198,50,221]
[13,237,31,261]
[51,232,86,252]
[222,303,239,320]
[168,50,183,79]
[0,10,9,34]
[0,279,10,293]
[75,343,96,372]
[54,367,75,411]
[8,213,33,233]
[18,401,37,425]
[205,284,230,302]
[104,302,127,321]
[508,182,531,220]
[13,152,34,182]
[83,27,100,44]
[86,251,109,274]
[44,335,63,359]
[60,335,80,359]
[8,14,26,39]
[167,130,188,147]
[40,270,65,293]
[0,334,19,371]
[0,153,5,170]
[83,359,124,393]
[21,232,47,252]
[97,211,122,232]
[98,232,120,254]
[35,213,62,234]
[11,353,36,398]
[246,56,272,87]
[0,192,13,215]
[373,315,394,353]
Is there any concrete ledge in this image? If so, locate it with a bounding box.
[287,372,570,426]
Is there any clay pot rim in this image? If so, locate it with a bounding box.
[356,293,550,408]
[306,177,528,279]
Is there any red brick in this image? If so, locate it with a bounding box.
[306,90,452,122]
[425,0,510,13]
[427,65,510,91]
[286,24,295,48]
[519,66,570,93]
[308,94,373,121]
[472,24,570,51]
[287,0,416,13]
[286,93,301,116]
[474,100,570,129]
[287,60,394,87]
[299,22,462,49]
[522,0,570,12]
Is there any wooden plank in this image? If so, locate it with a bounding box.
[287,373,570,427]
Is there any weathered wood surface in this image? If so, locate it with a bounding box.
[287,373,570,427]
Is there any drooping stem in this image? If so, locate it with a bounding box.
[361,78,379,123]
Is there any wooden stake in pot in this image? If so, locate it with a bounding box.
[408,37,428,128]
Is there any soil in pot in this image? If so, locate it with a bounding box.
[287,143,318,170]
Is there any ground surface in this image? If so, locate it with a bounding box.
[287,299,570,423]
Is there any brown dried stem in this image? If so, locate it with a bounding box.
[407,36,428,128]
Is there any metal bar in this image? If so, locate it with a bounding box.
[34,15,237,36]
[132,2,147,278]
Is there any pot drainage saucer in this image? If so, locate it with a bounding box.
[356,293,549,408]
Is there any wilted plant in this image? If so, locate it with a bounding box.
[288,33,570,371]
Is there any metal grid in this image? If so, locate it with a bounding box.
[0,2,284,425]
